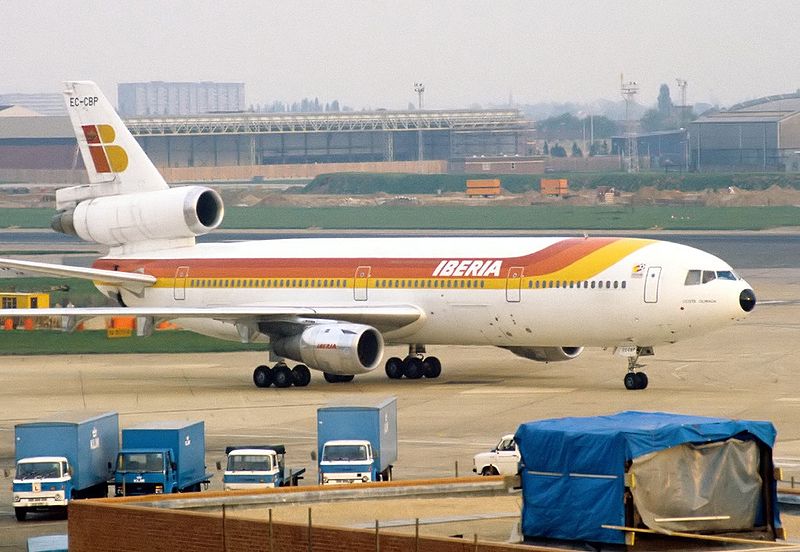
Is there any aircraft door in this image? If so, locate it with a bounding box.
[644,266,662,303]
[174,266,189,301]
[354,265,370,301]
[505,266,524,302]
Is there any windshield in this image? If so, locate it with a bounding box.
[322,444,369,462]
[227,454,273,471]
[118,452,164,472]
[16,461,62,479]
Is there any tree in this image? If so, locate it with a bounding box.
[657,84,672,117]
[571,142,583,157]
[543,141,550,155]
[550,143,567,157]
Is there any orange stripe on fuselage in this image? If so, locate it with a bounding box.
[93,238,653,282]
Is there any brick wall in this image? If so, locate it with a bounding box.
[68,500,551,552]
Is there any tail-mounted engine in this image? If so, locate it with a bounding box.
[504,346,584,363]
[51,186,223,247]
[272,323,384,375]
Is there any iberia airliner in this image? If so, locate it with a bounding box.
[0,82,756,390]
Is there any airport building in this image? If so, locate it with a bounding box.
[0,108,533,182]
[118,81,246,116]
[690,93,800,172]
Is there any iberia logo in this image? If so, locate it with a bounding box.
[82,124,128,173]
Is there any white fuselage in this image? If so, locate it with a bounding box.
[95,236,753,350]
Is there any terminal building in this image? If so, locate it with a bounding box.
[0,107,533,182]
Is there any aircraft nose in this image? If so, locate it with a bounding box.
[739,288,756,312]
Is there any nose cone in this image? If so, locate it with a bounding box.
[739,288,756,312]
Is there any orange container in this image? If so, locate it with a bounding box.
[2,318,13,330]
[23,318,34,330]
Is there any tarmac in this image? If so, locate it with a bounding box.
[2,266,800,549]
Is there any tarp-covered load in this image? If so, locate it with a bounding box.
[515,411,781,545]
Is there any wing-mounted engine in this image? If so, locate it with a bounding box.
[504,346,584,362]
[51,186,224,248]
[271,323,384,375]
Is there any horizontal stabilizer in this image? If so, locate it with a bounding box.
[0,257,156,294]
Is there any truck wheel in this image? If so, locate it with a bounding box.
[14,508,27,521]
[481,466,499,476]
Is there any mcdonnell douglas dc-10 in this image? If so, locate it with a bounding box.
[0,81,756,390]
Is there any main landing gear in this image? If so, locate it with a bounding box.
[622,347,653,390]
[385,345,442,380]
[253,363,311,388]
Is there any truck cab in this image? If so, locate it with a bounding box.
[224,446,283,490]
[12,456,71,520]
[319,439,376,485]
[115,448,177,496]
[473,434,520,476]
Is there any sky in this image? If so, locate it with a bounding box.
[1,0,798,111]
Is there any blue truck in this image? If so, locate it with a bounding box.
[223,445,305,490]
[115,421,210,496]
[316,397,397,485]
[13,412,119,521]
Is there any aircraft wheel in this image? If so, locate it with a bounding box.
[403,356,425,379]
[340,374,355,382]
[292,365,312,387]
[253,365,273,388]
[385,357,404,379]
[273,364,293,388]
[623,372,638,390]
[423,356,442,378]
[635,372,648,390]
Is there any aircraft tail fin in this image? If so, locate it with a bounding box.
[60,81,167,208]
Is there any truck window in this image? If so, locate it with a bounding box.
[118,452,164,472]
[322,444,368,462]
[16,461,62,479]
[498,438,515,451]
[228,454,273,471]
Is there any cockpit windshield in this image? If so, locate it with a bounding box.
[685,269,739,286]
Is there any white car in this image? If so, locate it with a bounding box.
[472,434,520,476]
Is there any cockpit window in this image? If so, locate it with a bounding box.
[684,270,701,285]
[702,271,716,284]
[685,269,739,285]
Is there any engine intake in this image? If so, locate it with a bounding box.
[271,323,384,375]
[51,186,223,246]
[504,346,584,363]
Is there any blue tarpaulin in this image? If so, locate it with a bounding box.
[515,411,780,544]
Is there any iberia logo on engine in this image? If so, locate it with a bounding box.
[82,124,128,173]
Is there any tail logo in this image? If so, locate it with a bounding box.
[82,124,129,173]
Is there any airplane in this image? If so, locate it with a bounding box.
[0,81,757,391]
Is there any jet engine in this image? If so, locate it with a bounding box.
[504,346,584,363]
[271,323,384,375]
[51,186,223,246]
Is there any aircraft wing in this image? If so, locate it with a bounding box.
[0,257,156,294]
[0,305,424,334]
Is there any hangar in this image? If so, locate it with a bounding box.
[690,93,800,172]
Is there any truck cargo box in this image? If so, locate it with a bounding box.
[15,412,118,491]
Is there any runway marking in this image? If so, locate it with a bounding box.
[460,387,574,395]
[776,398,800,402]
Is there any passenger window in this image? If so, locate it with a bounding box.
[685,268,703,285]
[621,281,626,289]
[702,271,716,284]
